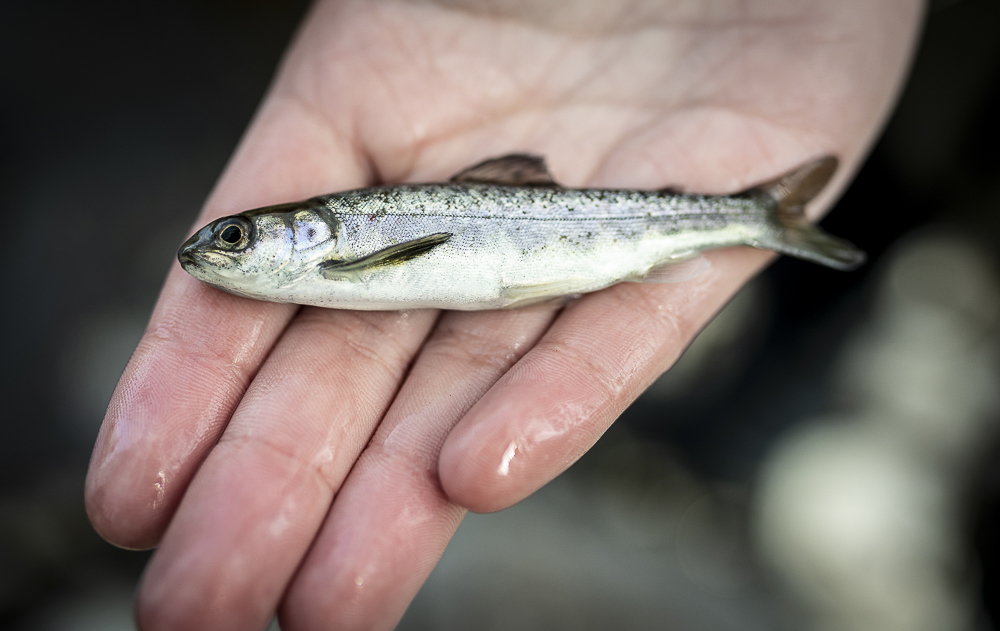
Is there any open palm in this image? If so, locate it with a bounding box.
[85,1,921,629]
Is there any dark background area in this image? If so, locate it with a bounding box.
[1,0,999,628]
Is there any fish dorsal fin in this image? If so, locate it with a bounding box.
[749,155,838,219]
[450,154,558,186]
[321,232,452,279]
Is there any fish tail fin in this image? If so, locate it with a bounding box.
[748,155,866,271]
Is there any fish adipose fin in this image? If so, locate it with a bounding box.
[747,155,866,271]
[450,154,558,186]
[321,232,452,279]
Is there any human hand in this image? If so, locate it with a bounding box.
[85,1,923,629]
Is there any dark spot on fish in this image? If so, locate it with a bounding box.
[308,228,317,239]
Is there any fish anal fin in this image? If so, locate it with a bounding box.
[501,294,581,310]
[450,154,558,186]
[628,253,711,284]
[500,279,586,308]
[321,232,452,279]
[749,155,839,219]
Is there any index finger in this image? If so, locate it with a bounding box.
[84,94,369,549]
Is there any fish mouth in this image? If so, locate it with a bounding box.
[177,233,239,280]
[177,233,201,269]
[177,250,198,269]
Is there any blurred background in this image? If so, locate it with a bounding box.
[2,0,999,629]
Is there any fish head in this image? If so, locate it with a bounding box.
[177,199,340,297]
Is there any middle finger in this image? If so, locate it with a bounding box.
[280,306,560,631]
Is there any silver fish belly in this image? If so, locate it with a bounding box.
[178,154,864,310]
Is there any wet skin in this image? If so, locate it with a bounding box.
[84,1,924,630]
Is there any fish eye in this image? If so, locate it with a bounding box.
[220,225,243,244]
[214,218,250,248]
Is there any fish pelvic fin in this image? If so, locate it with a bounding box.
[746,155,866,271]
[450,154,558,186]
[321,232,452,280]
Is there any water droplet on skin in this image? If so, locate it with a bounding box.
[231,314,268,367]
[351,575,365,605]
[151,471,166,509]
[497,441,518,476]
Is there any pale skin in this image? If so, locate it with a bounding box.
[84,1,924,629]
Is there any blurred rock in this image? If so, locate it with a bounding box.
[753,231,999,631]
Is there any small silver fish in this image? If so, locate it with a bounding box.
[178,154,864,310]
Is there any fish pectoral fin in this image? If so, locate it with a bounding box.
[627,253,711,284]
[450,154,558,186]
[320,232,452,279]
[500,279,587,309]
